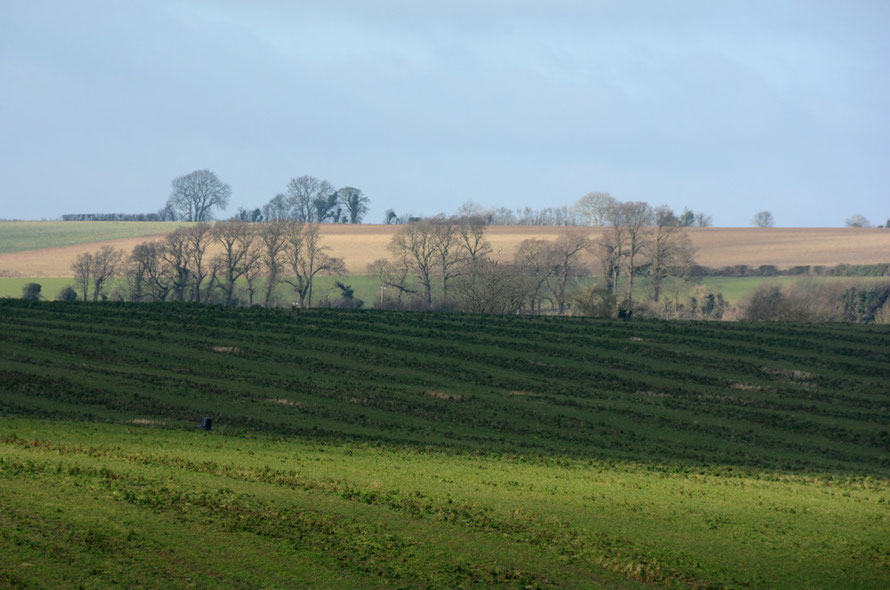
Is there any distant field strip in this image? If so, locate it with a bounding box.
[2,300,887,474]
[2,222,889,276]
[0,221,189,254]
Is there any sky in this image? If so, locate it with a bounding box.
[1,1,888,227]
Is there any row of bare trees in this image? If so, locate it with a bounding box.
[372,200,695,315]
[598,202,696,310]
[385,194,713,229]
[71,222,345,307]
[68,200,695,316]
[71,246,125,302]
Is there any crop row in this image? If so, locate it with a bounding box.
[1,300,888,475]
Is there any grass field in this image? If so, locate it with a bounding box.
[2,274,885,309]
[1,300,888,588]
[0,221,187,255]
[0,276,384,306]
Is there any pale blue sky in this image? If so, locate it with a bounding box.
[1,1,888,226]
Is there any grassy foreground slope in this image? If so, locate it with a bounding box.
[1,301,889,588]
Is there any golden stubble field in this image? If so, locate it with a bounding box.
[0,224,888,277]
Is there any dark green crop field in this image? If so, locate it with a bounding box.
[1,300,889,588]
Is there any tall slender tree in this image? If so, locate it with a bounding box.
[260,221,288,307]
[389,220,438,307]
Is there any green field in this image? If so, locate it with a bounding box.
[1,274,882,310]
[0,276,383,306]
[696,276,795,304]
[0,278,76,300]
[0,221,187,254]
[1,300,888,588]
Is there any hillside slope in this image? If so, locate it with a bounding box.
[2,301,889,589]
[2,300,887,475]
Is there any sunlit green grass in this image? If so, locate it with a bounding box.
[1,274,878,309]
[0,221,187,254]
[0,278,75,301]
[2,418,888,589]
[0,276,380,305]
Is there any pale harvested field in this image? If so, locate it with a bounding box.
[0,224,888,277]
[0,234,171,278]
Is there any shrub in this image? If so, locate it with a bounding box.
[21,283,42,301]
[741,284,788,321]
[331,282,364,309]
[741,279,890,323]
[56,286,78,302]
[840,284,890,323]
[569,285,615,318]
[875,301,890,324]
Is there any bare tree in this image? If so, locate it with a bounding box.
[455,215,492,267]
[649,206,695,302]
[152,224,212,303]
[337,187,370,224]
[695,212,713,227]
[71,252,93,301]
[430,216,465,301]
[602,201,653,311]
[262,193,290,222]
[212,221,256,305]
[167,170,231,221]
[623,202,654,309]
[160,228,194,301]
[845,214,871,228]
[184,222,213,303]
[597,222,624,297]
[456,200,489,220]
[124,244,150,302]
[752,211,775,227]
[453,259,528,314]
[571,192,616,226]
[127,241,171,302]
[368,256,416,307]
[514,238,558,313]
[282,222,345,308]
[71,245,123,302]
[259,221,288,307]
[389,220,438,306]
[286,175,335,222]
[241,230,264,306]
[489,207,517,225]
[548,230,592,314]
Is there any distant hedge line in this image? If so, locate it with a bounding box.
[692,263,890,278]
[61,213,168,222]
